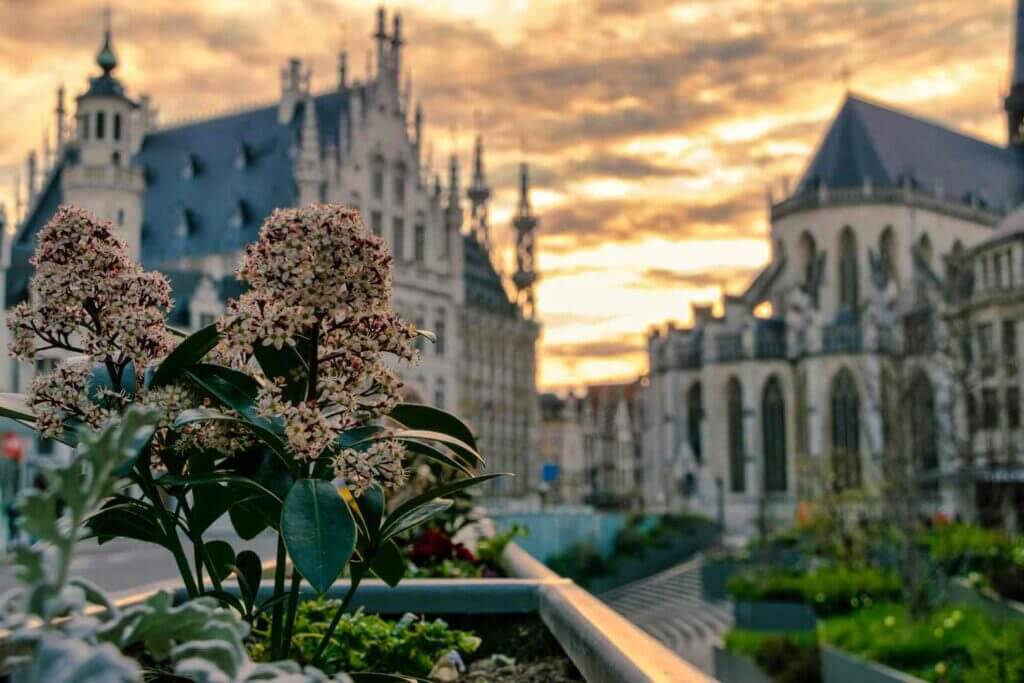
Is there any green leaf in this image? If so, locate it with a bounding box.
[88,360,137,401]
[280,479,356,595]
[204,540,236,582]
[156,472,283,504]
[184,364,262,416]
[388,403,478,452]
[174,408,293,474]
[0,393,35,423]
[234,549,263,612]
[370,539,405,587]
[253,340,308,405]
[381,474,506,539]
[229,499,271,540]
[385,499,453,540]
[358,485,386,538]
[400,439,474,476]
[150,323,220,388]
[349,429,482,470]
[86,500,169,549]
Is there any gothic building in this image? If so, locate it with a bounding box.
[645,1,1024,536]
[2,10,540,491]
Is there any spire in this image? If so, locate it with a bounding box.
[55,84,66,152]
[96,7,117,75]
[467,134,491,249]
[414,102,424,150]
[374,7,388,81]
[295,88,323,205]
[338,50,348,89]
[513,163,539,319]
[444,154,463,248]
[391,13,404,78]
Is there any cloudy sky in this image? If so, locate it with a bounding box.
[0,0,1016,389]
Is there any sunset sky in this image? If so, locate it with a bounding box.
[0,0,1016,390]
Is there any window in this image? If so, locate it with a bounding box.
[414,223,425,263]
[96,111,106,140]
[983,388,999,430]
[1004,320,1017,360]
[879,227,898,284]
[434,378,446,409]
[435,314,446,356]
[996,252,1005,289]
[1008,387,1021,429]
[909,371,938,472]
[393,218,405,261]
[982,257,991,289]
[113,112,122,141]
[979,323,995,360]
[117,208,125,226]
[394,173,406,204]
[372,167,384,200]
[799,232,816,287]
[727,378,745,493]
[838,227,859,313]
[968,392,979,435]
[78,114,89,140]
[762,376,787,493]
[687,383,703,463]
[830,368,861,491]
[370,210,382,237]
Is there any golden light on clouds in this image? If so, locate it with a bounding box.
[0,0,1016,389]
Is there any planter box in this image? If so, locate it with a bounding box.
[734,600,816,631]
[701,558,744,602]
[109,543,708,683]
[713,646,772,683]
[947,577,1024,623]
[821,646,925,683]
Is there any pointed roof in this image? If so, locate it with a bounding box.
[796,94,1024,212]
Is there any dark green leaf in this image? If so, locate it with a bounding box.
[381,474,506,539]
[400,439,474,476]
[385,499,452,540]
[229,499,272,539]
[156,473,283,504]
[280,479,356,594]
[150,324,220,388]
[357,429,482,469]
[173,408,293,474]
[184,364,262,416]
[234,550,263,611]
[253,341,308,405]
[388,403,477,452]
[88,360,137,401]
[204,540,236,582]
[86,500,168,549]
[370,539,405,587]
[357,485,386,539]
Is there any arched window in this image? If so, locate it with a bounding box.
[838,227,859,312]
[909,370,938,472]
[727,378,746,492]
[113,113,122,141]
[687,382,703,463]
[762,376,787,493]
[879,226,898,284]
[799,232,816,287]
[830,368,861,490]
[96,111,106,140]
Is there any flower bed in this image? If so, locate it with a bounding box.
[721,629,821,683]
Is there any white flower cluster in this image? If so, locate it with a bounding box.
[138,383,253,456]
[9,206,172,366]
[220,205,418,490]
[8,207,174,439]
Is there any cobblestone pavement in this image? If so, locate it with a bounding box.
[601,556,732,676]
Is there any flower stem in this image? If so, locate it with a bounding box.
[137,466,199,598]
[270,534,288,660]
[312,565,364,667]
[281,566,303,658]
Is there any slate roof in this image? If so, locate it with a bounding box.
[463,232,516,317]
[797,94,1024,213]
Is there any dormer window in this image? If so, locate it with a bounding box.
[234,143,250,170]
[176,208,198,237]
[182,153,199,179]
[229,200,249,230]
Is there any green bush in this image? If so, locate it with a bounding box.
[545,542,609,583]
[727,566,902,617]
[252,600,481,677]
[822,603,1024,682]
[725,629,821,683]
[923,524,1009,576]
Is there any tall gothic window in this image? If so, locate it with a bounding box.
[838,227,859,313]
[414,223,426,263]
[393,217,405,261]
[879,226,898,284]
[762,376,787,493]
[727,378,745,492]
[799,232,816,287]
[687,382,703,463]
[908,370,938,472]
[96,111,106,140]
[113,113,122,141]
[830,368,861,491]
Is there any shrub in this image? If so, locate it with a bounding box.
[546,542,608,583]
[253,600,481,677]
[725,629,821,683]
[923,524,1009,576]
[727,566,902,617]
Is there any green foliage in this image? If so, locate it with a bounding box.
[281,479,357,595]
[727,566,902,617]
[724,629,821,683]
[545,542,609,584]
[252,600,481,678]
[924,524,1009,576]
[822,603,1024,682]
[476,524,527,567]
